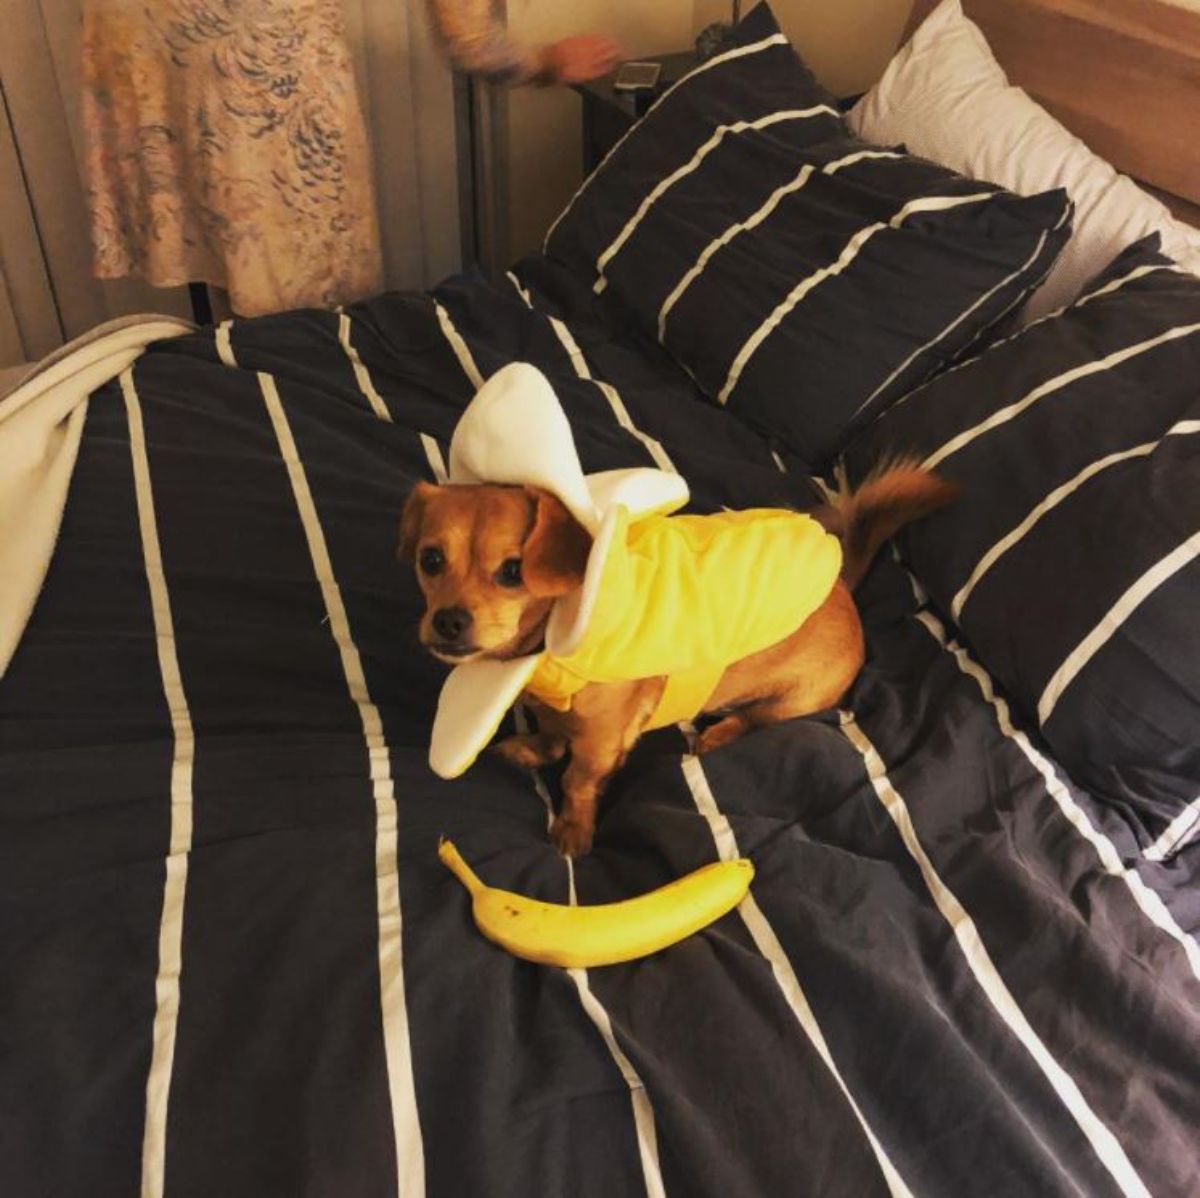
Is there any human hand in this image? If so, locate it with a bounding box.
[541,35,623,85]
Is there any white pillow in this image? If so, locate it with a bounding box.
[849,0,1200,322]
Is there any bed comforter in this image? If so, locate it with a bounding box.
[1,257,1197,1198]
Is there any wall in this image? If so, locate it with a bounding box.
[501,0,913,261]
[695,0,913,97]
[503,0,695,259]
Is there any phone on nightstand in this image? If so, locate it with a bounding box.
[613,61,663,92]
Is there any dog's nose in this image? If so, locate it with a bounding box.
[432,606,473,642]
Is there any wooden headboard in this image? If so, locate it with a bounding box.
[903,0,1200,226]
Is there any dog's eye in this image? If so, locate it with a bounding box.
[419,547,445,575]
[496,558,523,588]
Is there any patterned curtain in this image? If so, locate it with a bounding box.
[82,1,386,316]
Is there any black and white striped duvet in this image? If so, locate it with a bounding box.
[544,3,1072,468]
[847,236,1200,861]
[2,256,1198,1198]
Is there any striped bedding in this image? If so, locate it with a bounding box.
[544,3,1072,468]
[2,254,1197,1198]
[846,235,1200,862]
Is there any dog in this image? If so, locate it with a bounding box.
[400,463,955,856]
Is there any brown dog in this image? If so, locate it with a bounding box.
[400,464,954,856]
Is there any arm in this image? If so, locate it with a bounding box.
[425,0,621,87]
[425,0,544,86]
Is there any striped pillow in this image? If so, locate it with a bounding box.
[544,3,1073,469]
[845,236,1200,861]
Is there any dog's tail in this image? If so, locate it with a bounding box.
[817,459,959,590]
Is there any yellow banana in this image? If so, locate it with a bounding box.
[438,838,754,968]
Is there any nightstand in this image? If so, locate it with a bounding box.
[572,52,698,175]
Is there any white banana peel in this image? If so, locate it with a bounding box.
[438,838,754,968]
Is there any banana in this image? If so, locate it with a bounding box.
[438,838,754,968]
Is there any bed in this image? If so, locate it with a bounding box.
[2,3,1198,1197]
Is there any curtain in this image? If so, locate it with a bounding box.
[0,0,461,359]
[0,86,60,368]
[0,0,193,361]
[344,0,463,290]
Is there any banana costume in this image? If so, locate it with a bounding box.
[429,363,842,779]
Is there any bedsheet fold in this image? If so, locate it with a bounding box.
[0,315,193,675]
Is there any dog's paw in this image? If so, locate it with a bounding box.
[550,814,594,859]
[490,737,538,770]
[695,714,749,756]
[491,734,567,771]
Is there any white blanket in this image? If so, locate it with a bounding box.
[0,316,194,676]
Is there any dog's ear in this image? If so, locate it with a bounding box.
[521,487,591,597]
[398,481,436,560]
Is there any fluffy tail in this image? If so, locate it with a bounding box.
[819,459,959,590]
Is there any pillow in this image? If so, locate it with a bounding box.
[544,2,1073,468]
[849,0,1200,324]
[845,236,1200,861]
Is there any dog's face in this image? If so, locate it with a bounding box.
[399,482,592,664]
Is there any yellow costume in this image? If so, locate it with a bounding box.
[527,507,842,727]
[427,361,840,779]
